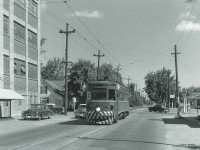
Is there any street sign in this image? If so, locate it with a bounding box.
[170,95,175,98]
[72,97,76,103]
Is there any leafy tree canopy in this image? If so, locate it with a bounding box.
[41,57,65,80]
[144,67,175,104]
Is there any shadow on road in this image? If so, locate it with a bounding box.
[18,118,49,121]
[148,119,163,121]
[58,118,88,125]
[162,117,200,128]
[66,136,200,149]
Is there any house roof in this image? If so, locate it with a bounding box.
[44,80,65,91]
[0,89,25,100]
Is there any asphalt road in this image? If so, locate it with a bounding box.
[0,108,195,150]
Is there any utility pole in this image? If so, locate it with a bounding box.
[94,50,104,80]
[167,72,170,109]
[59,23,75,115]
[122,77,132,87]
[171,44,181,117]
[116,64,121,83]
[136,83,137,98]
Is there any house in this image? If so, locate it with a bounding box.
[41,80,65,108]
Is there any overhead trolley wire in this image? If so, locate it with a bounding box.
[63,1,120,66]
[176,0,197,46]
[180,13,200,49]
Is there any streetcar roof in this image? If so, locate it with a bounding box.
[87,81,128,90]
[87,81,118,86]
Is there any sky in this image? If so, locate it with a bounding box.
[40,0,200,90]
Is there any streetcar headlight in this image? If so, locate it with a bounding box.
[96,107,100,112]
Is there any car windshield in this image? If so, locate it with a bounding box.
[91,88,107,100]
[29,104,44,109]
[79,105,86,109]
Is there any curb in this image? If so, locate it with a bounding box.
[0,117,14,121]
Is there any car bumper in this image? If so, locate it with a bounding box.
[21,114,39,119]
[75,113,86,118]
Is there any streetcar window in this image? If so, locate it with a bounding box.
[109,89,115,100]
[91,88,107,100]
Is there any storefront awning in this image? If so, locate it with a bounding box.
[0,89,25,100]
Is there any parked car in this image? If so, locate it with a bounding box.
[46,103,64,114]
[21,104,53,120]
[148,104,169,113]
[46,103,56,108]
[74,104,86,118]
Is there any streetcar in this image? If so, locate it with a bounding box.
[86,81,130,125]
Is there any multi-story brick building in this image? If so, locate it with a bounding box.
[0,0,41,117]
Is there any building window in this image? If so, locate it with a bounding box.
[14,59,26,76]
[21,65,26,75]
[14,0,25,9]
[3,15,9,35]
[28,63,37,79]
[3,0,10,11]
[34,96,37,104]
[28,30,37,48]
[14,63,17,74]
[4,55,10,75]
[14,22,25,42]
[29,0,37,17]
[41,86,47,94]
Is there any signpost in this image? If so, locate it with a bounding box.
[72,97,76,112]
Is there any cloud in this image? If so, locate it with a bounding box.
[176,21,200,31]
[179,12,195,20]
[70,10,103,18]
[185,0,196,3]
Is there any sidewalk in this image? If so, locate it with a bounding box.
[169,108,200,127]
[0,112,75,136]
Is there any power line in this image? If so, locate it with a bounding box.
[63,1,120,65]
[121,50,169,67]
[180,13,200,49]
[176,0,197,46]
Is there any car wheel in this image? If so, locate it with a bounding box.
[113,115,118,123]
[38,114,42,120]
[22,116,26,120]
[48,113,51,119]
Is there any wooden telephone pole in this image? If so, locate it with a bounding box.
[123,77,132,87]
[94,50,104,80]
[171,44,181,117]
[59,23,75,115]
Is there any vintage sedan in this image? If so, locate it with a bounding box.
[74,104,86,118]
[21,104,53,120]
[148,104,169,113]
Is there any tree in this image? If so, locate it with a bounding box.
[98,63,124,85]
[41,57,65,80]
[69,59,96,83]
[68,59,97,104]
[144,67,175,104]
